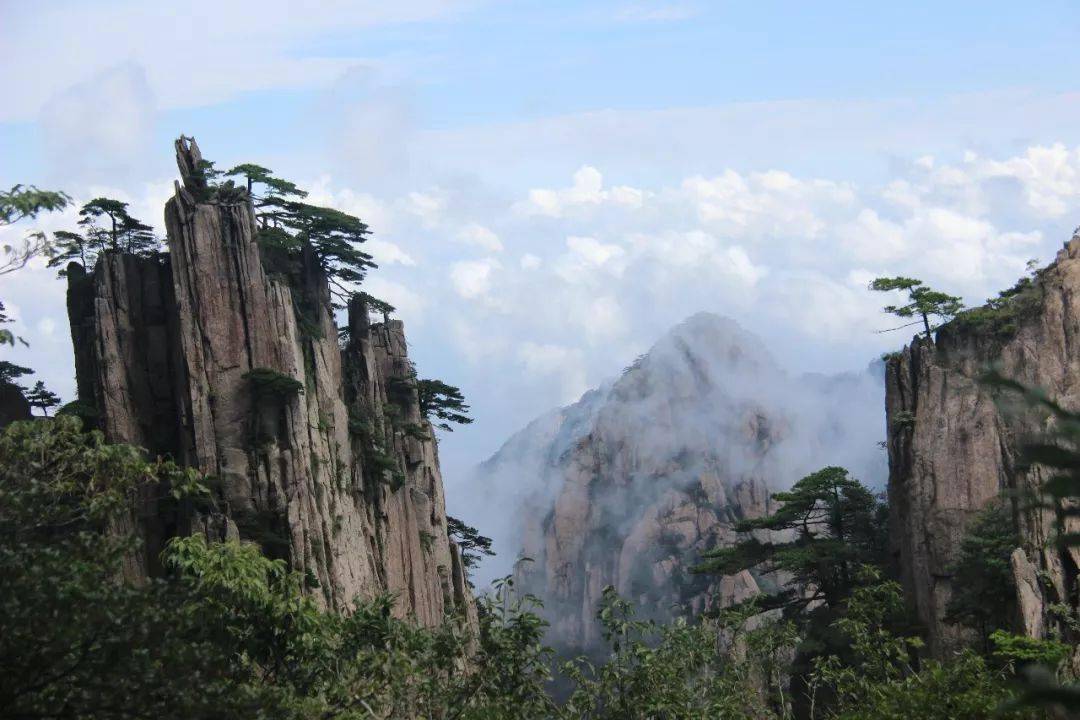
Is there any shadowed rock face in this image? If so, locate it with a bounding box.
[885,235,1080,656]
[478,312,886,649]
[65,138,475,626]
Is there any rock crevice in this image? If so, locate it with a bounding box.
[65,138,475,625]
[885,235,1080,654]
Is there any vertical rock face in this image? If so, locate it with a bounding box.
[65,138,475,625]
[476,313,886,648]
[885,234,1080,655]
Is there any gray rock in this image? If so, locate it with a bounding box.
[64,137,475,627]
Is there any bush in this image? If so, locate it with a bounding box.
[243,367,304,399]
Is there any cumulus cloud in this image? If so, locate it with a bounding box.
[450,258,501,299]
[518,166,645,217]
[456,223,504,252]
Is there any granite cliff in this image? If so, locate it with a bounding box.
[476,313,886,648]
[64,138,475,625]
[885,233,1080,656]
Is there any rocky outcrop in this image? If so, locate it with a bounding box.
[885,235,1080,655]
[65,137,475,626]
[476,313,886,648]
[0,382,30,428]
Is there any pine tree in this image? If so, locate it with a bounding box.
[447,515,495,579]
[24,380,61,417]
[870,276,964,338]
[49,198,160,275]
[693,466,886,613]
[417,379,474,432]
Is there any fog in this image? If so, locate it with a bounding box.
[463,312,888,588]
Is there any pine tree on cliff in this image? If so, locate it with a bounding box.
[447,515,494,584]
[870,276,963,338]
[197,160,376,307]
[418,379,474,432]
[692,466,886,614]
[48,198,159,276]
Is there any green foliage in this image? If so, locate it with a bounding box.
[991,631,1071,668]
[973,371,1080,712]
[694,466,887,613]
[243,367,305,399]
[24,379,61,416]
[562,587,798,719]
[945,499,1019,648]
[48,197,160,276]
[417,377,474,432]
[808,570,1038,720]
[870,276,964,338]
[448,515,495,579]
[890,409,916,430]
[357,290,396,322]
[0,184,70,277]
[953,260,1044,340]
[0,416,563,719]
[57,398,100,424]
[0,184,70,226]
[0,359,33,386]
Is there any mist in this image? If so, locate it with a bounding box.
[461,311,888,590]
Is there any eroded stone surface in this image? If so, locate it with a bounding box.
[65,137,475,626]
[885,235,1080,654]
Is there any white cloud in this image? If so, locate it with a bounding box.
[518,166,646,217]
[450,258,501,299]
[361,276,427,324]
[0,1,472,122]
[405,191,447,227]
[366,238,416,266]
[456,223,503,252]
[520,253,542,269]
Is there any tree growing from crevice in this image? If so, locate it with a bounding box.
[447,515,494,583]
[417,379,473,432]
[870,276,964,338]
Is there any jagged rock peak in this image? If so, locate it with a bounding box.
[884,232,1080,657]
[65,137,476,627]
[471,312,885,648]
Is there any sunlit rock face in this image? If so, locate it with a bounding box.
[885,233,1080,657]
[476,312,886,649]
[65,138,475,627]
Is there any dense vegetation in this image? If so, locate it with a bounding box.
[1,413,1075,719]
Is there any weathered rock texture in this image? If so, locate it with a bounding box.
[476,313,886,648]
[65,138,475,625]
[885,235,1080,655]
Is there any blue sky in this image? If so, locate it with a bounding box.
[5,0,1080,528]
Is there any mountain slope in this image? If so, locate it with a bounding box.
[475,312,885,647]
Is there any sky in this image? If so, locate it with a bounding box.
[5,0,1080,534]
